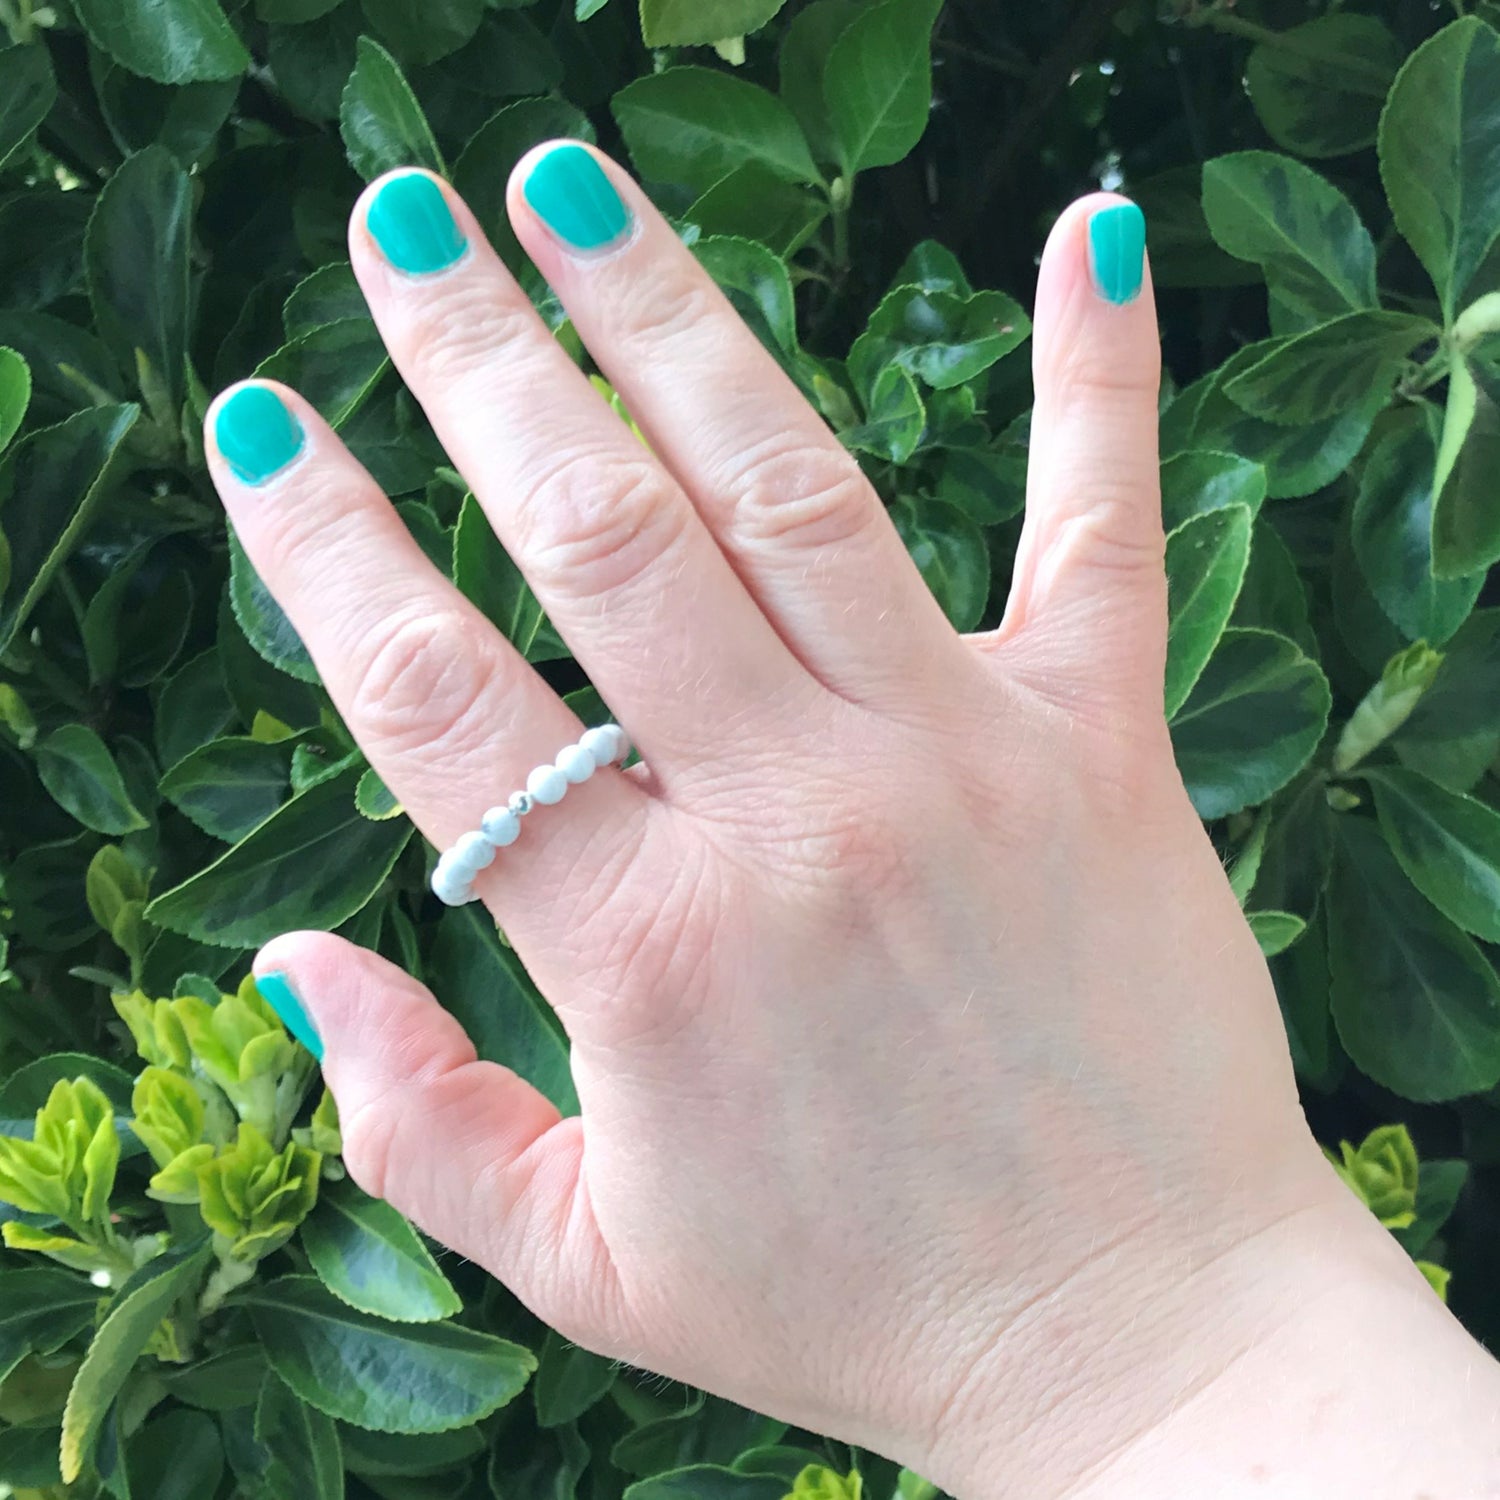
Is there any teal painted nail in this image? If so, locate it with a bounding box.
[1089,202,1146,305]
[215,386,304,487]
[257,971,323,1062]
[367,172,467,275]
[523,144,631,252]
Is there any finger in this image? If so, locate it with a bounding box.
[254,935,623,1346]
[506,142,963,712]
[989,195,1167,722]
[348,170,814,774]
[204,380,644,922]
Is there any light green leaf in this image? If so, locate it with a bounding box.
[777,0,859,165]
[1328,815,1500,1102]
[145,766,412,946]
[1222,311,1435,424]
[891,495,988,630]
[245,1276,536,1434]
[0,346,31,454]
[59,1238,213,1482]
[256,1373,344,1500]
[0,1269,100,1384]
[340,37,445,181]
[624,1468,787,1500]
[451,493,568,662]
[36,725,149,836]
[823,0,943,175]
[1368,767,1500,942]
[1246,15,1400,158]
[612,67,819,195]
[640,0,788,47]
[849,286,1029,393]
[72,0,249,84]
[159,735,293,842]
[533,1328,617,1429]
[302,1178,461,1324]
[0,45,56,173]
[1334,640,1444,775]
[1432,355,1500,577]
[359,0,485,66]
[1201,151,1377,334]
[354,766,402,820]
[1379,17,1500,317]
[1353,411,1483,644]
[1159,450,1266,531]
[1169,627,1332,819]
[1164,504,1253,718]
[1246,909,1307,957]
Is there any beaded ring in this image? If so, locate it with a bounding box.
[430,722,632,907]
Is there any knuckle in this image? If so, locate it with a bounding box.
[727,433,877,551]
[619,272,720,353]
[403,289,539,390]
[347,607,498,754]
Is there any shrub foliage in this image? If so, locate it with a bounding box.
[0,0,1498,1494]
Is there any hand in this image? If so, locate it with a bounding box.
[205,147,1496,1497]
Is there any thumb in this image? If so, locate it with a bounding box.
[253,932,618,1343]
[991,193,1167,725]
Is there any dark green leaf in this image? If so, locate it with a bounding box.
[145,766,412,946]
[302,1177,462,1324]
[257,1373,345,1500]
[0,191,91,311]
[245,1276,536,1434]
[693,235,798,359]
[228,526,320,684]
[777,0,859,165]
[685,165,828,258]
[159,734,293,842]
[1353,410,1483,644]
[94,66,238,165]
[154,648,237,770]
[73,0,249,84]
[933,444,1026,525]
[1159,451,1266,531]
[0,44,56,172]
[126,1408,224,1500]
[612,67,819,195]
[1164,504,1253,719]
[849,286,1029,393]
[1169,627,1332,819]
[0,1268,100,1383]
[823,0,943,175]
[534,1328,617,1429]
[1246,16,1400,158]
[340,1422,486,1476]
[1368,767,1500,942]
[157,1344,271,1411]
[1268,908,1341,1090]
[612,1396,786,1478]
[891,494,988,630]
[1392,1158,1468,1257]
[623,1468,787,1500]
[1328,815,1500,1101]
[85,144,193,409]
[451,493,568,663]
[360,0,486,66]
[341,37,445,181]
[639,0,789,48]
[285,263,369,338]
[1131,165,1262,290]
[0,1424,62,1489]
[1432,355,1500,577]
[1393,609,1500,790]
[1379,17,1500,316]
[842,363,923,463]
[1232,518,1314,653]
[254,319,389,431]
[36,726,150,836]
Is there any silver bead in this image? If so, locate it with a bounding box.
[508,790,534,817]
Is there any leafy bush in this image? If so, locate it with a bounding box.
[0,0,1498,1494]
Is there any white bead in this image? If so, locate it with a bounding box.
[451,830,496,874]
[607,724,631,762]
[431,862,473,907]
[580,725,621,769]
[555,743,596,784]
[526,763,568,805]
[481,806,521,846]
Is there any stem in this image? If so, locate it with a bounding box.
[0,0,35,45]
[934,37,1029,79]
[1188,10,1281,46]
[829,176,853,274]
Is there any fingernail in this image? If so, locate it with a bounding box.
[215,386,305,487]
[367,172,467,276]
[523,144,631,253]
[1088,202,1146,305]
[256,971,323,1062]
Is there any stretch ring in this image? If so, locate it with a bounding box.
[430,722,632,907]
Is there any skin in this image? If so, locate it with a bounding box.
[204,147,1500,1498]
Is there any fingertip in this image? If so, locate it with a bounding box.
[352,167,473,280]
[206,379,309,490]
[508,140,637,258]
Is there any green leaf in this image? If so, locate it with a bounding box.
[612,67,819,196]
[686,166,829,260]
[359,0,485,66]
[732,1446,837,1482]
[1201,152,1377,333]
[245,1276,536,1434]
[1334,640,1444,775]
[823,0,943,175]
[693,234,798,359]
[1353,410,1483,645]
[340,37,445,182]
[145,766,412,946]
[59,1238,212,1483]
[72,0,249,84]
[624,1468,787,1500]
[849,287,1029,393]
[639,0,788,48]
[1368,767,1500,942]
[1328,815,1500,1102]
[1246,909,1306,957]
[0,1268,100,1383]
[1234,521,1315,656]
[891,494,989,630]
[1432,355,1500,577]
[1394,609,1500,790]
[85,145,193,411]
[0,403,140,654]
[256,1373,344,1500]
[533,1328,617,1429]
[0,44,56,173]
[254,320,390,432]
[1392,1158,1469,1257]
[1159,451,1266,531]
[0,1423,62,1489]
[1246,15,1400,159]
[36,725,150,836]
[1169,628,1332,820]
[354,766,403,820]
[159,734,293,842]
[842,363,923,463]
[339,1421,486,1476]
[1268,908,1340,1091]
[451,493,568,663]
[427,903,578,1115]
[0,347,29,454]
[1164,504,1253,719]
[777,0,859,165]
[613,1396,786,1478]
[1222,311,1435,425]
[157,1344,271,1411]
[228,527,320,684]
[1379,17,1500,317]
[302,1178,461,1324]
[284,264,368,339]
[125,1407,225,1500]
